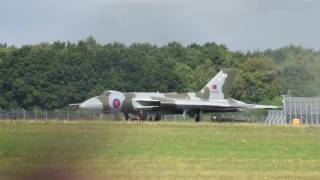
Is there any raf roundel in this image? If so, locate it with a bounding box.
[113,98,121,108]
[211,84,217,91]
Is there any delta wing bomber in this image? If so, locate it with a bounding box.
[77,69,280,121]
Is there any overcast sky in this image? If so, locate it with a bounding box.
[1,0,320,51]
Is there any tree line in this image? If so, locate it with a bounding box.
[0,37,319,110]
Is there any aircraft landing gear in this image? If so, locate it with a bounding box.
[146,113,161,121]
[123,112,161,121]
[154,113,161,121]
[194,111,202,122]
[124,112,130,121]
[137,111,147,121]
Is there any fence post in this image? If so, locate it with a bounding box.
[289,97,292,124]
[23,109,26,120]
[0,108,2,119]
[67,109,70,121]
[316,98,319,124]
[311,100,314,125]
[45,110,48,120]
[305,100,308,125]
[34,109,37,120]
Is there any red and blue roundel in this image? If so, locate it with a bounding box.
[211,84,217,91]
[113,98,121,108]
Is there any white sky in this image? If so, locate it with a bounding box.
[1,0,320,51]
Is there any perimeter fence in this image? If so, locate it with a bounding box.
[0,108,267,122]
[0,109,105,120]
[266,96,320,125]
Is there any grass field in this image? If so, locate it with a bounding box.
[0,120,320,180]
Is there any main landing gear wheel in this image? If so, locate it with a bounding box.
[137,111,147,121]
[154,113,161,121]
[194,111,202,122]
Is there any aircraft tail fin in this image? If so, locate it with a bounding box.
[198,69,238,100]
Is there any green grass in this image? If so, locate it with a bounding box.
[0,120,320,179]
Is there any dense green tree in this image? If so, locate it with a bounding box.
[0,37,319,109]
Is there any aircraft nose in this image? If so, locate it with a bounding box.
[79,96,103,112]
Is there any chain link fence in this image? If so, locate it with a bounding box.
[265,110,286,124]
[0,109,107,120]
[266,96,320,125]
[0,108,269,122]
